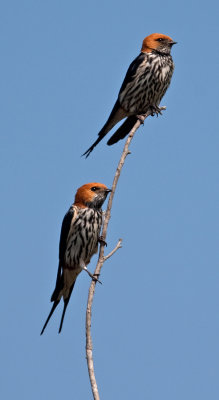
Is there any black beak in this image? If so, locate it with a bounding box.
[105,189,112,193]
[170,40,177,45]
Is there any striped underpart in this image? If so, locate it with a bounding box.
[65,206,103,268]
[119,52,174,115]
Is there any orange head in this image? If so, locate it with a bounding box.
[74,182,111,209]
[141,33,177,55]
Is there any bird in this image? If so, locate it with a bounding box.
[83,33,176,157]
[40,182,111,334]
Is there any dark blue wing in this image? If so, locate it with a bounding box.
[59,206,75,263]
[49,206,75,302]
[41,206,76,333]
[119,52,146,95]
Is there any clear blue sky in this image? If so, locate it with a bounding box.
[1,0,219,399]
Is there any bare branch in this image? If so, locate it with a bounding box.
[85,107,166,399]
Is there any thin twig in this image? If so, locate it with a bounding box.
[85,107,166,399]
[103,238,122,261]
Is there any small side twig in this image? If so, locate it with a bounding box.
[103,238,122,261]
[85,107,166,399]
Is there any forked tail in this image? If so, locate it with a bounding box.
[107,116,138,145]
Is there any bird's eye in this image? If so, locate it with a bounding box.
[157,38,164,42]
[91,186,99,192]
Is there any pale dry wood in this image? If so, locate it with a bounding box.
[85,107,166,399]
[103,238,122,261]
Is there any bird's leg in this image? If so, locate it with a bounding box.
[136,105,166,123]
[82,266,102,284]
[98,235,107,247]
[149,105,165,117]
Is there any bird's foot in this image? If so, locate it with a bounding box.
[98,235,107,247]
[83,266,102,284]
[149,105,166,117]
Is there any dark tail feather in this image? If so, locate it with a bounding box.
[58,282,75,333]
[107,116,138,145]
[51,268,64,302]
[40,300,60,335]
[82,132,106,158]
[82,118,117,158]
[41,264,64,335]
[82,100,125,157]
